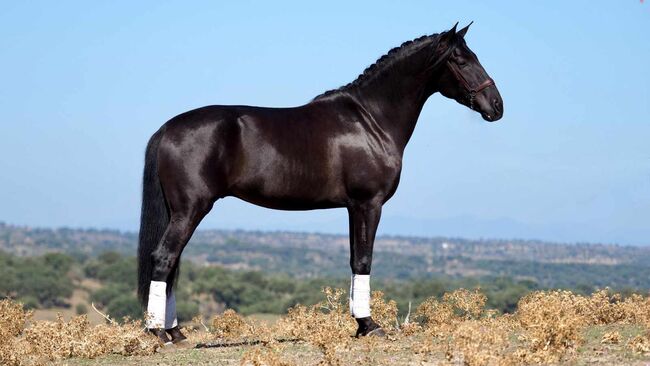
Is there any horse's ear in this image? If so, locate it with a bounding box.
[450,22,458,34]
[437,22,458,51]
[457,21,473,38]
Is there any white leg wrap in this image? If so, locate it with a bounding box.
[350,274,371,318]
[146,281,166,329]
[165,290,178,329]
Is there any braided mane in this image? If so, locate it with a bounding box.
[313,33,441,100]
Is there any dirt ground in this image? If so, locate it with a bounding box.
[57,324,650,366]
[7,289,650,366]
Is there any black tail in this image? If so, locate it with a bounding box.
[137,128,169,307]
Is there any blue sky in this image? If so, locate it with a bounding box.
[0,1,648,245]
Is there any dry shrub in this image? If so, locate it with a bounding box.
[414,290,522,365]
[0,299,159,365]
[628,334,650,354]
[613,293,650,325]
[399,321,421,336]
[512,288,650,364]
[415,288,486,333]
[0,300,34,366]
[211,309,256,340]
[415,296,455,329]
[444,288,487,320]
[24,314,158,360]
[369,290,399,331]
[516,290,587,362]
[0,299,31,339]
[578,289,650,326]
[241,345,294,366]
[601,330,621,344]
[280,287,355,365]
[445,318,514,366]
[584,290,626,324]
[5,287,650,365]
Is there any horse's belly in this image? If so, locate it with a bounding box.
[229,161,345,210]
[232,182,344,210]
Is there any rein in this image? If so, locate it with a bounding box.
[446,60,495,110]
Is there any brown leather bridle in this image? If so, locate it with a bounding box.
[446,60,495,110]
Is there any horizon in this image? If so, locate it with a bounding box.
[0,220,640,249]
[1,2,648,246]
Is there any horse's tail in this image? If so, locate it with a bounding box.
[137,127,169,307]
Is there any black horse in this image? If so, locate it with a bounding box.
[138,23,503,343]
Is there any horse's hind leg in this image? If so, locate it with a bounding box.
[147,197,214,343]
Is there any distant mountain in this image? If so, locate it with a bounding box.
[1,221,649,289]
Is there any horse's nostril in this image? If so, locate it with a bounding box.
[493,99,502,113]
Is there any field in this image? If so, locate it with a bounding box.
[4,288,650,366]
[55,325,650,366]
[3,225,650,364]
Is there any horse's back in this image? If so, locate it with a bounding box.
[155,100,399,210]
[155,103,353,208]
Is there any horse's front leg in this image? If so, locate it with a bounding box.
[347,200,385,337]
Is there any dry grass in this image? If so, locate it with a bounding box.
[0,299,159,366]
[4,287,650,365]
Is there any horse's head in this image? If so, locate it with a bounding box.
[434,23,503,122]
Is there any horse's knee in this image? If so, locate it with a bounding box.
[351,255,372,274]
[150,219,192,281]
[151,250,176,281]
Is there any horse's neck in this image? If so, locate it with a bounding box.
[352,71,433,153]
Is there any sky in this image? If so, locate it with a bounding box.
[0,1,648,245]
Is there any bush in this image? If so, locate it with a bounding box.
[105,294,141,321]
[176,300,199,323]
[18,296,39,310]
[92,284,131,308]
[75,303,88,315]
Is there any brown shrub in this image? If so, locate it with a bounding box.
[583,289,626,325]
[516,290,587,362]
[24,314,159,360]
[444,288,487,320]
[211,309,256,340]
[5,287,650,365]
[280,287,355,365]
[0,299,159,365]
[445,318,514,366]
[617,294,650,325]
[241,345,294,366]
[601,330,621,344]
[369,290,399,331]
[628,334,650,354]
[415,296,454,329]
[0,299,34,366]
[415,288,486,332]
[399,321,422,336]
[0,299,31,339]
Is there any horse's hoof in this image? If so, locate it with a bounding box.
[355,317,385,338]
[148,328,171,344]
[356,326,386,338]
[366,327,386,337]
[156,341,177,353]
[166,326,188,344]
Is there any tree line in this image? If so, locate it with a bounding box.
[0,250,644,322]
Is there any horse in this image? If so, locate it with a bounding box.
[137,22,503,344]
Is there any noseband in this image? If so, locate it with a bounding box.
[446,60,495,110]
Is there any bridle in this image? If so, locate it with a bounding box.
[446,59,495,110]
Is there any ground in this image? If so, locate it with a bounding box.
[56,324,650,366]
[7,289,650,366]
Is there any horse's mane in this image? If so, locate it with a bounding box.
[313,33,441,100]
